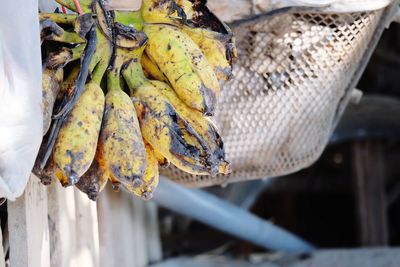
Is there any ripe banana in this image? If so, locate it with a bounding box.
[123,47,229,175]
[141,0,194,26]
[37,0,235,199]
[141,52,169,83]
[153,149,170,168]
[58,66,80,99]
[144,24,220,115]
[52,81,105,186]
[96,52,147,188]
[149,79,231,175]
[42,67,63,135]
[182,27,233,81]
[75,152,108,201]
[125,143,159,200]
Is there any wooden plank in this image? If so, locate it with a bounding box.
[72,189,99,267]
[47,182,76,267]
[8,175,50,267]
[97,186,149,267]
[145,201,162,264]
[352,140,388,246]
[208,0,252,22]
[132,197,148,267]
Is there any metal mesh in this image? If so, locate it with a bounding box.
[162,9,385,187]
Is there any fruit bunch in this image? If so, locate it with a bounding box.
[34,0,236,201]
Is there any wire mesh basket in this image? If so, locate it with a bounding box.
[162,2,397,187]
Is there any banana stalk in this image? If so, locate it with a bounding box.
[46,44,86,69]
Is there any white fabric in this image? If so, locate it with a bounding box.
[254,0,392,13]
[0,0,43,200]
[105,0,142,11]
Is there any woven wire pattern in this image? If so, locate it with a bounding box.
[162,10,383,187]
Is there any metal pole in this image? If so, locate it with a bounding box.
[153,177,315,253]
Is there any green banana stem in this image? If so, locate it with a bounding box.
[122,46,147,92]
[47,44,86,68]
[107,54,124,92]
[90,31,112,84]
[55,0,92,13]
[114,11,144,30]
[51,31,87,44]
[39,13,78,24]
[91,59,108,85]
[71,44,86,59]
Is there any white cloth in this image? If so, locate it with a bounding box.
[257,0,392,13]
[0,0,43,200]
[105,0,142,11]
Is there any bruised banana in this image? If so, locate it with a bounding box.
[182,27,233,81]
[123,47,229,175]
[153,149,169,168]
[125,143,159,200]
[141,0,234,81]
[141,52,169,83]
[141,0,194,26]
[144,24,220,115]
[75,151,108,201]
[52,24,112,186]
[52,81,105,186]
[42,67,63,135]
[96,51,147,188]
[149,80,230,175]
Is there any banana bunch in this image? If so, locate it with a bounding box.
[33,0,235,201]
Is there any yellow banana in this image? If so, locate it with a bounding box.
[52,81,105,186]
[182,27,233,81]
[97,52,147,188]
[52,24,111,186]
[153,148,170,168]
[42,67,63,135]
[150,79,231,175]
[141,52,169,83]
[123,47,229,175]
[141,0,194,26]
[125,143,159,200]
[75,153,108,201]
[58,66,80,100]
[144,24,220,115]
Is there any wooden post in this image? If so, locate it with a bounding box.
[145,201,162,264]
[72,189,100,267]
[352,140,388,246]
[47,183,76,267]
[97,186,149,267]
[8,175,50,267]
